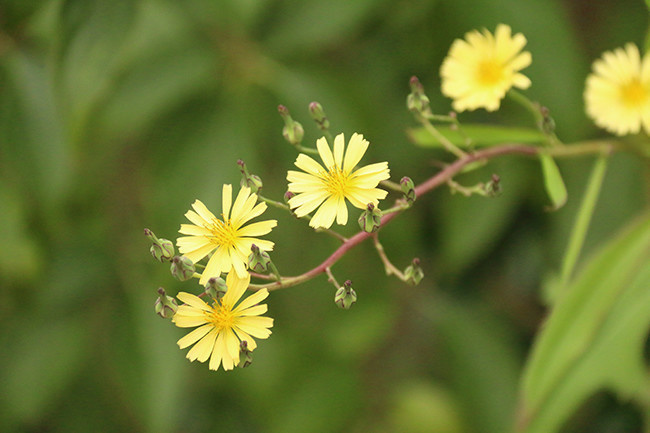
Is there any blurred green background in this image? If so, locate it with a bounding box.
[1,0,649,432]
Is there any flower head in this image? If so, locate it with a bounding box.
[440,24,532,112]
[584,43,650,135]
[287,133,390,229]
[177,185,277,285]
[172,272,273,371]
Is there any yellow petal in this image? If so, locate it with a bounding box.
[177,324,213,349]
[177,292,212,311]
[316,136,335,169]
[222,184,233,220]
[332,133,345,168]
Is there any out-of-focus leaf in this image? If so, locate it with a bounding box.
[0,182,43,284]
[539,153,567,211]
[519,214,650,433]
[265,0,384,54]
[0,315,89,425]
[408,124,544,148]
[424,295,521,433]
[438,156,532,273]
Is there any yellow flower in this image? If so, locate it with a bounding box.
[286,133,390,229]
[584,43,650,135]
[177,185,277,285]
[172,272,273,371]
[440,23,532,112]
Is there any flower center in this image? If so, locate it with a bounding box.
[323,166,350,197]
[207,304,235,331]
[207,217,238,247]
[620,78,649,108]
[477,59,504,86]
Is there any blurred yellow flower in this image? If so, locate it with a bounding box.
[440,23,532,112]
[584,43,650,135]
[287,133,390,229]
[177,185,276,285]
[173,272,273,371]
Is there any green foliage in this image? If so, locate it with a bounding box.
[520,214,650,433]
[409,124,545,148]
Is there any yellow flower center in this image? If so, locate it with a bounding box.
[207,304,235,331]
[208,217,238,247]
[323,166,350,198]
[477,59,504,86]
[620,78,649,108]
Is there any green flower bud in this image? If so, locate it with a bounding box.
[407,76,432,117]
[400,176,416,205]
[404,258,424,286]
[484,174,502,197]
[334,280,357,309]
[170,255,195,281]
[205,276,227,301]
[278,105,304,145]
[539,106,556,135]
[309,101,330,132]
[154,287,178,319]
[150,239,174,262]
[358,203,382,233]
[144,228,175,262]
[237,159,264,193]
[248,244,272,273]
[237,340,253,368]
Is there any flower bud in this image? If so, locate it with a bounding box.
[154,287,178,319]
[309,101,330,132]
[248,244,272,273]
[400,176,416,205]
[150,239,174,262]
[237,159,263,193]
[205,276,227,301]
[278,105,304,145]
[144,228,175,262]
[484,174,502,197]
[334,280,357,309]
[237,340,253,368]
[540,106,556,135]
[406,76,432,116]
[358,203,382,233]
[404,258,424,286]
[170,255,195,281]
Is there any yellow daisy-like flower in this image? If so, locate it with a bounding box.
[440,23,532,112]
[286,133,390,229]
[177,184,277,285]
[172,272,273,371]
[584,43,650,135]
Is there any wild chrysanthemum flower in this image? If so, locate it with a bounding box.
[177,185,277,285]
[286,133,390,229]
[440,23,532,112]
[172,272,273,371]
[584,43,650,135]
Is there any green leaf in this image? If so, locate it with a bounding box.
[539,153,567,211]
[408,124,545,148]
[519,214,650,433]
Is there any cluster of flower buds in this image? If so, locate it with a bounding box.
[406,76,432,117]
[154,287,178,319]
[278,105,304,146]
[309,102,330,133]
[170,255,195,281]
[144,228,175,262]
[358,203,382,233]
[205,276,228,301]
[237,159,263,193]
[404,258,424,286]
[248,244,272,273]
[334,280,357,309]
[400,176,416,206]
[237,341,253,368]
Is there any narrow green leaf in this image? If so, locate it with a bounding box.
[408,124,545,148]
[559,155,608,288]
[539,153,567,211]
[519,214,650,433]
